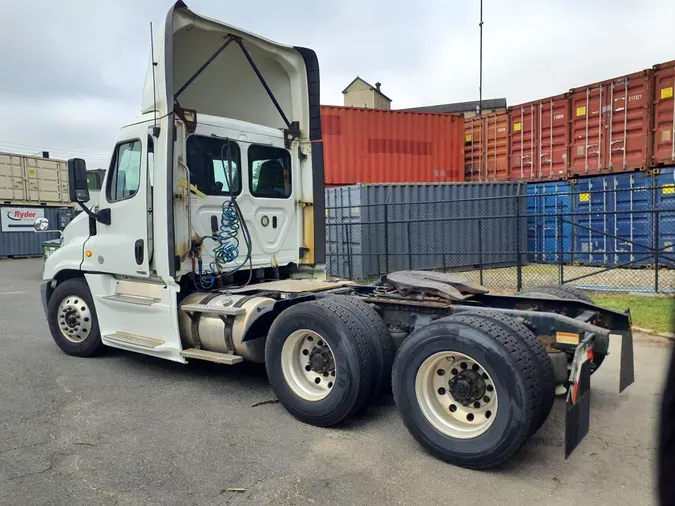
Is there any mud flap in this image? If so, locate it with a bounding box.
[564,338,593,459]
[618,331,635,393]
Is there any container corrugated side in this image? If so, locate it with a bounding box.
[325,183,526,279]
[569,70,652,177]
[320,106,464,185]
[0,206,70,258]
[0,152,69,206]
[464,111,509,182]
[526,181,572,264]
[510,94,569,182]
[652,60,675,167]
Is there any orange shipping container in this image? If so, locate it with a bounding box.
[509,94,569,181]
[569,70,652,177]
[463,111,508,182]
[652,60,675,166]
[320,106,464,185]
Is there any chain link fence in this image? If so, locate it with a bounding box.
[326,184,675,293]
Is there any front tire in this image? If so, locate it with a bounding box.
[47,278,102,357]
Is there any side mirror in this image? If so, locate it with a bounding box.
[67,158,111,226]
[68,158,90,203]
[33,217,50,232]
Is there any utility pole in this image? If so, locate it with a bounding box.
[479,0,483,116]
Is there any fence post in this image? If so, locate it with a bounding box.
[344,223,352,280]
[655,209,660,293]
[383,203,390,274]
[516,192,523,292]
[478,218,484,286]
[558,214,564,285]
[407,221,413,270]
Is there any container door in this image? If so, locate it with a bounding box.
[509,104,536,180]
[80,126,151,278]
[612,173,652,267]
[652,61,675,166]
[606,74,651,173]
[538,97,569,180]
[526,185,539,262]
[572,178,611,266]
[570,87,605,176]
[464,117,483,182]
[655,168,675,268]
[483,112,509,181]
[24,157,69,205]
[0,153,27,202]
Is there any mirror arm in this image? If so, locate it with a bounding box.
[76,202,111,225]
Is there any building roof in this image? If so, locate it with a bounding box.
[342,76,392,102]
[398,98,507,114]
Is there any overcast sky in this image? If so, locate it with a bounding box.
[1,0,673,169]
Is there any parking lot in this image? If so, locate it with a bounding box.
[0,258,669,505]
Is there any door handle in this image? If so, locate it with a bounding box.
[135,239,144,265]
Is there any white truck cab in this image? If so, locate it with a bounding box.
[39,1,634,470]
[41,1,326,363]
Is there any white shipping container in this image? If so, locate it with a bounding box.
[0,152,69,206]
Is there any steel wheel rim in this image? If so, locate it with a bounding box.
[415,351,498,439]
[281,330,337,402]
[57,295,93,343]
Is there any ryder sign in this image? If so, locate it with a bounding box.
[1,207,44,232]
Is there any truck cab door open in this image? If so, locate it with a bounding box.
[81,124,152,278]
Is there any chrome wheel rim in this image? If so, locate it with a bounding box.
[281,330,336,402]
[415,351,498,439]
[57,295,92,343]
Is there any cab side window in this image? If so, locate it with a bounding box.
[249,145,291,198]
[186,135,241,196]
[107,139,142,202]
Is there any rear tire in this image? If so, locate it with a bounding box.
[265,300,373,427]
[457,311,556,434]
[328,296,394,399]
[393,314,538,469]
[47,278,102,357]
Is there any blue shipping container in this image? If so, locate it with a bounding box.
[654,167,675,268]
[526,181,572,264]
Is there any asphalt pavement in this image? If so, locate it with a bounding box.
[0,258,669,505]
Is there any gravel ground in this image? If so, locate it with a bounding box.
[0,258,669,505]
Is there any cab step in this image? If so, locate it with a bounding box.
[180,348,243,365]
[104,332,165,349]
[102,294,160,306]
[179,303,246,316]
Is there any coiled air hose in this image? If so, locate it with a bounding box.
[196,139,253,289]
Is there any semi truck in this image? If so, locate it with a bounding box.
[39,1,634,469]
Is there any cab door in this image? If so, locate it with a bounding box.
[81,124,151,277]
